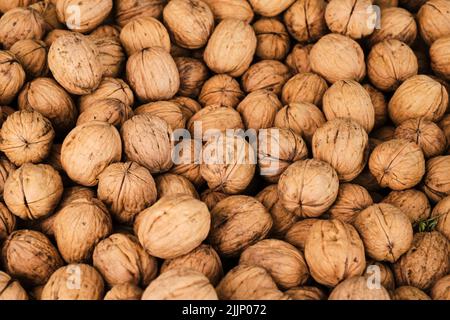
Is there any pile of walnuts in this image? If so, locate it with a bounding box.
[0,0,449,301]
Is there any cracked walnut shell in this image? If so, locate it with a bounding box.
[284,0,327,43]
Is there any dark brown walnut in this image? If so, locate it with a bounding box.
[249,0,295,17]
[209,196,272,257]
[281,73,328,106]
[93,233,158,287]
[142,268,218,300]
[313,118,369,182]
[161,244,223,286]
[329,184,373,224]
[329,276,391,300]
[163,0,214,49]
[41,264,104,300]
[170,138,204,187]
[134,195,210,259]
[431,275,450,300]
[372,126,396,141]
[364,261,395,291]
[368,139,425,190]
[240,239,309,289]
[284,219,320,251]
[77,98,133,127]
[368,40,418,92]
[423,156,450,202]
[285,286,326,300]
[199,74,244,108]
[284,0,327,43]
[431,196,450,240]
[200,189,228,211]
[285,44,313,74]
[394,232,449,290]
[1,230,63,286]
[393,286,431,300]
[430,36,450,81]
[90,24,122,40]
[417,0,450,45]
[104,283,143,300]
[388,75,448,125]
[0,51,26,105]
[0,110,54,166]
[0,202,15,242]
[204,19,256,77]
[0,106,14,127]
[310,33,366,84]
[278,159,339,218]
[0,0,40,13]
[115,0,165,27]
[236,90,281,131]
[202,0,254,23]
[0,156,16,199]
[134,100,185,130]
[30,1,64,30]
[322,80,375,133]
[10,40,48,78]
[121,114,173,174]
[56,0,112,33]
[97,161,157,224]
[90,36,125,78]
[126,47,179,102]
[175,57,209,98]
[18,77,77,133]
[363,84,388,129]
[155,173,198,199]
[382,189,431,224]
[241,60,291,95]
[253,18,290,60]
[171,96,202,121]
[53,198,112,263]
[0,271,28,300]
[4,163,63,221]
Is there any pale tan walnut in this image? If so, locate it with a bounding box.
[0,110,54,166]
[53,198,112,263]
[1,230,63,286]
[364,261,395,291]
[418,0,450,45]
[258,128,308,182]
[209,195,272,257]
[0,202,15,242]
[237,90,281,131]
[253,18,290,60]
[310,33,366,84]
[134,100,185,130]
[393,286,431,300]
[284,0,327,42]
[90,24,121,40]
[249,0,295,17]
[10,40,48,78]
[363,84,387,129]
[204,19,256,77]
[281,73,328,106]
[430,36,450,81]
[115,0,165,27]
[285,286,326,300]
[329,276,391,300]
[163,0,214,49]
[171,96,202,121]
[368,40,418,92]
[431,196,450,240]
[18,77,77,133]
[394,231,449,290]
[199,74,244,108]
[0,0,40,13]
[305,220,366,287]
[104,283,143,300]
[0,156,16,199]
[278,159,339,218]
[382,189,431,224]
[126,47,180,102]
[202,0,254,23]
[93,233,157,287]
[0,51,26,105]
[175,57,209,98]
[171,138,204,187]
[142,268,218,300]
[285,44,313,74]
[328,183,373,224]
[284,219,320,251]
[97,161,157,224]
[43,29,74,47]
[155,173,198,199]
[77,98,133,127]
[241,60,291,95]
[423,156,450,202]
[161,244,223,286]
[120,17,170,56]
[200,134,255,194]
[121,114,173,174]
[431,275,450,300]
[56,0,112,33]
[313,118,369,182]
[239,239,309,289]
[200,189,228,211]
[30,1,64,30]
[0,271,28,300]
[368,139,425,191]
[134,195,210,259]
[90,36,125,78]
[41,264,104,300]
[48,33,103,95]
[369,7,417,46]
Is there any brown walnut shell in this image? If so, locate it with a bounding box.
[77,98,133,127]
[431,196,450,241]
[0,271,28,300]
[417,0,450,45]
[364,261,396,291]
[253,18,290,60]
[10,40,48,78]
[281,73,328,106]
[285,286,326,300]
[0,202,15,242]
[285,44,313,74]
[241,60,291,95]
[202,0,254,23]
[155,173,198,199]
[430,275,450,300]
[423,156,450,202]
[0,0,40,13]
[382,189,431,224]
[0,50,26,105]
[170,138,204,187]
[90,36,125,78]
[200,189,228,211]
[249,0,295,17]
[199,74,244,108]
[115,0,165,27]
[104,283,143,300]
[393,286,431,300]
[329,276,391,300]
[134,100,185,130]
[175,57,209,98]
[284,219,320,251]
[328,183,373,224]
[363,84,388,129]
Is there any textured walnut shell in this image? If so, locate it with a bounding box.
[30,1,64,30]
[43,29,74,47]
[202,0,254,23]
[431,196,450,240]
[310,33,366,84]
[0,271,28,300]
[423,156,450,202]
[90,24,121,40]
[328,183,373,224]
[237,90,281,131]
[200,189,228,211]
[142,268,218,300]
[284,0,327,42]
[170,138,204,187]
[374,0,399,8]
[135,100,185,130]
[0,110,54,166]
[278,159,339,218]
[154,174,197,200]
[175,57,209,98]
[431,275,450,300]
[368,139,425,190]
[249,0,295,17]
[372,126,396,141]
[394,232,449,290]
[93,233,158,287]
[97,161,157,224]
[134,195,210,259]
[364,261,396,291]
[56,0,112,33]
[1,230,63,286]
[199,74,244,108]
[388,75,448,125]
[253,18,290,60]
[285,44,313,74]
[161,244,223,286]
[0,106,14,127]
[393,286,431,300]
[0,51,26,105]
[80,78,133,112]
[0,156,16,199]
[171,96,202,121]
[382,189,431,224]
[313,118,369,182]
[305,220,366,287]
[285,286,326,300]
[417,0,450,45]
[53,198,112,263]
[0,202,15,242]
[115,0,165,27]
[281,73,328,106]
[41,264,104,300]
[284,219,320,251]
[329,276,391,300]
[77,98,133,127]
[10,40,48,78]
[430,36,450,81]
[204,19,256,77]
[209,195,272,257]
[0,0,40,13]
[241,60,290,95]
[18,77,77,133]
[363,84,388,129]
[91,36,125,78]
[104,283,143,300]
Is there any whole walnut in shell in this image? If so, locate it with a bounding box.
[253,18,290,60]
[41,264,104,300]
[284,219,320,251]
[249,0,295,17]
[97,161,157,224]
[0,271,28,300]
[285,286,326,300]
[90,24,121,40]
[431,275,450,300]
[382,189,431,224]
[430,36,450,81]
[202,0,254,23]
[393,286,431,300]
[329,276,391,300]
[29,1,64,30]
[171,96,202,121]
[241,60,291,95]
[363,84,388,129]
[1,230,63,286]
[171,138,204,187]
[134,100,185,130]
[175,57,209,98]
[0,0,40,13]
[199,74,244,108]
[284,0,327,43]
[417,0,450,45]
[278,159,339,218]
[328,183,373,224]
[77,98,133,127]
[104,284,143,300]
[0,156,15,200]
[0,202,15,242]
[10,40,48,78]
[364,261,395,291]
[209,196,272,257]
[281,73,328,106]
[0,110,54,166]
[285,44,313,74]
[44,29,74,47]
[0,106,14,127]
[115,0,165,27]
[200,189,228,211]
[90,36,125,78]
[155,173,198,199]
[423,156,450,202]
[431,196,450,240]
[0,51,26,105]
[134,195,210,259]
[368,139,425,190]
[237,90,282,131]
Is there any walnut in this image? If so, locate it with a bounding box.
[170,138,204,187]
[430,36,450,81]
[0,202,15,242]
[90,24,121,40]
[249,0,295,17]
[0,50,26,105]
[104,283,143,300]
[285,44,313,74]
[0,271,28,300]
[329,276,391,300]
[90,36,125,78]
[0,156,16,199]
[423,156,450,202]
[10,40,48,78]
[0,106,14,127]
[393,286,431,300]
[202,0,254,23]
[200,189,228,211]
[329,183,373,224]
[115,0,165,27]
[253,18,290,60]
[134,100,185,130]
[171,96,201,121]
[430,275,450,300]
[363,84,388,129]
[241,60,291,95]
[373,0,399,8]
[284,0,327,42]
[284,219,320,251]
[43,29,74,47]
[382,189,431,224]
[364,261,396,291]
[281,73,328,106]
[175,57,209,98]
[155,173,198,199]
[199,74,244,108]
[285,286,326,300]
[77,98,133,127]
[0,1,40,13]
[372,126,396,141]
[417,0,450,45]
[431,196,450,240]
